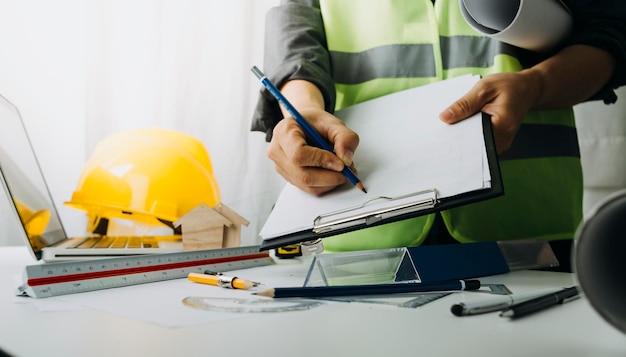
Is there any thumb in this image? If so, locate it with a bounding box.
[333,134,359,167]
[439,95,481,124]
[327,122,360,167]
[337,149,354,168]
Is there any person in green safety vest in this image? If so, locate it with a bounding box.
[251,0,626,271]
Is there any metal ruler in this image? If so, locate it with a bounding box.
[16,245,273,298]
[320,283,511,309]
[325,292,451,308]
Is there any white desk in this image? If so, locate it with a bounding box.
[0,246,624,357]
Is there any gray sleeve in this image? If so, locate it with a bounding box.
[250,0,336,141]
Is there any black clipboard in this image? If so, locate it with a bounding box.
[260,113,503,251]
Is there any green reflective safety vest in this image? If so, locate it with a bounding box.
[318,0,582,252]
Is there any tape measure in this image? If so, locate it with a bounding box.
[275,240,324,259]
[275,245,303,259]
[16,245,273,298]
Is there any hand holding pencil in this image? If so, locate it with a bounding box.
[252,66,366,195]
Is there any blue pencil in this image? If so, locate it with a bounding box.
[251,66,367,193]
[255,279,481,298]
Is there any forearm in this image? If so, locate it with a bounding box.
[524,44,616,109]
[250,2,335,140]
[279,80,326,118]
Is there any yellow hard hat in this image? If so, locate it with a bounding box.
[65,128,220,231]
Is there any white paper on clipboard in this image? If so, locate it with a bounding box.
[259,75,491,240]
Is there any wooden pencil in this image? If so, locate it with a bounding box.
[255,279,480,298]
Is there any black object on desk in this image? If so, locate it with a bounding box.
[500,286,579,318]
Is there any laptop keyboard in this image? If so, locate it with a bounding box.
[68,237,159,249]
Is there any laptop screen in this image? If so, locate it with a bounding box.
[0,95,67,258]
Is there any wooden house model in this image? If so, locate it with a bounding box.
[174,202,249,251]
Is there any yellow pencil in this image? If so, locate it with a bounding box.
[187,272,258,290]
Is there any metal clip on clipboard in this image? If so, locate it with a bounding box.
[312,188,439,234]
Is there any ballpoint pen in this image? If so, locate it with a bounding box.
[251,65,367,193]
[499,286,580,318]
[450,287,562,316]
[187,271,260,290]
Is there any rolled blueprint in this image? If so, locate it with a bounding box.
[459,0,572,52]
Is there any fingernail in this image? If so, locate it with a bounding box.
[344,150,354,166]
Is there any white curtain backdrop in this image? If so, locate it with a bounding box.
[0,0,283,246]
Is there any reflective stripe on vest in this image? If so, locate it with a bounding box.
[318,0,582,252]
[330,37,519,85]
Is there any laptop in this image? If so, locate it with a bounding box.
[0,94,182,262]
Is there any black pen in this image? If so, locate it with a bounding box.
[450,287,562,316]
[251,65,367,193]
[499,286,580,318]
